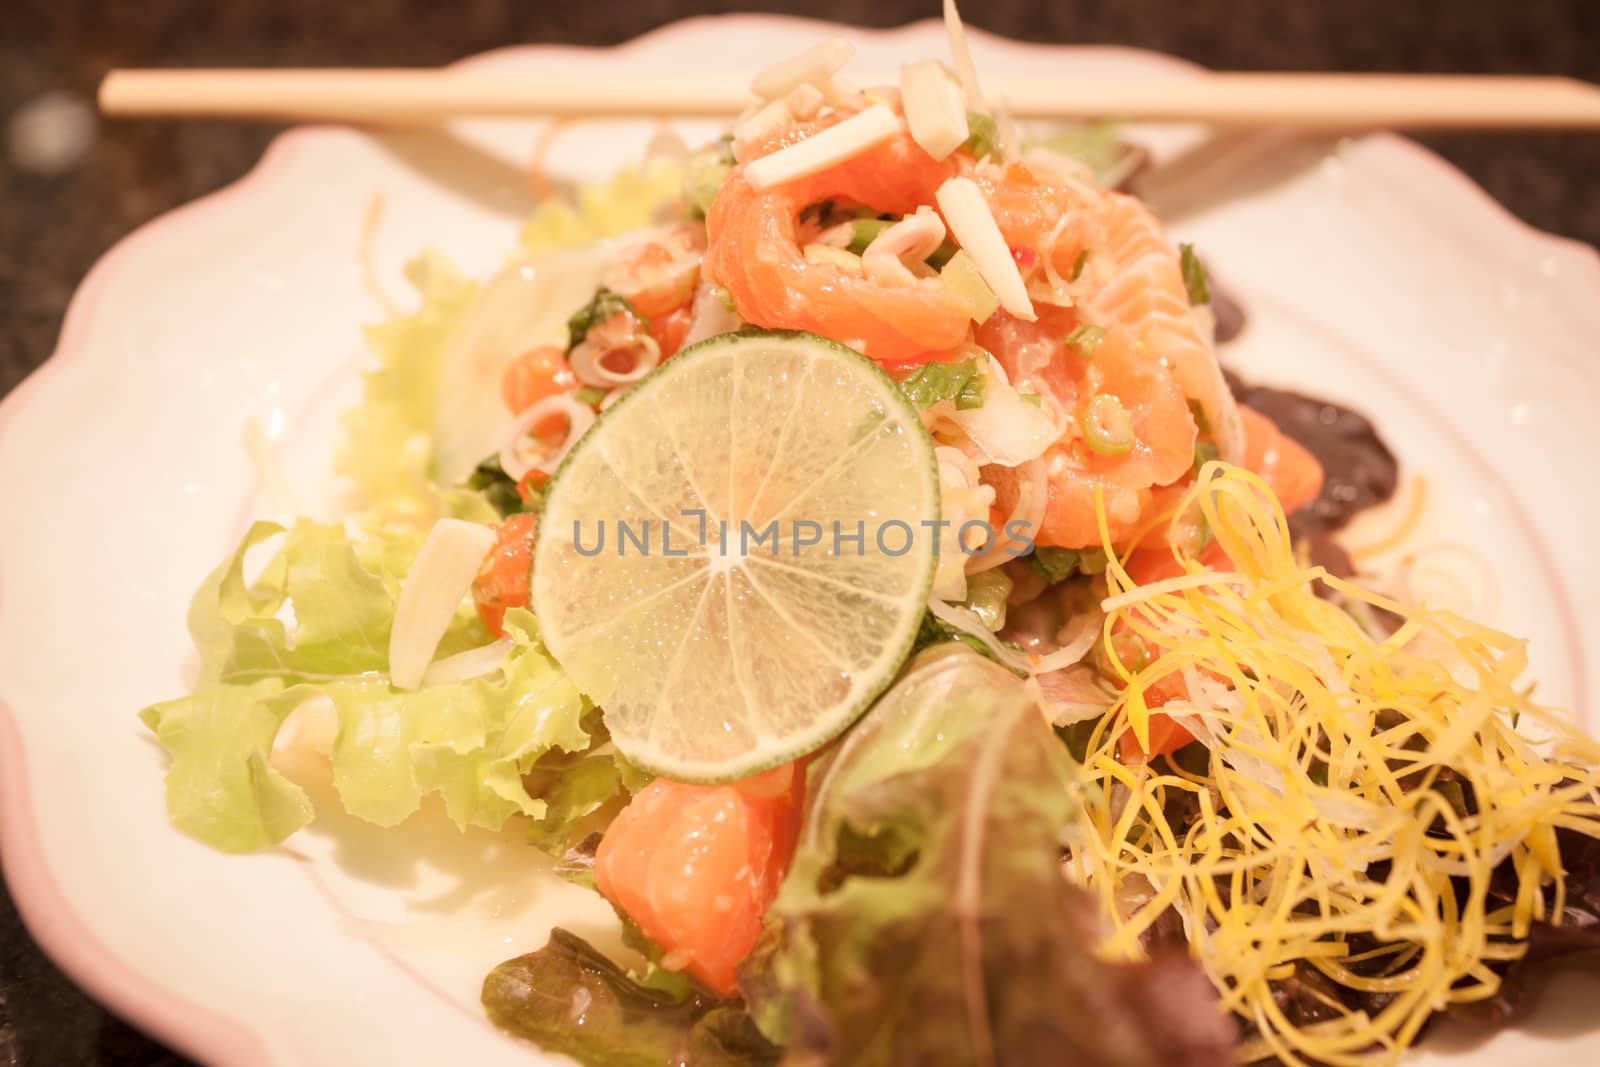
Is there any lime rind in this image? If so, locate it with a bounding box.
[531,330,939,782]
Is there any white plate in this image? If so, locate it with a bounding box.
[3,16,1599,1067]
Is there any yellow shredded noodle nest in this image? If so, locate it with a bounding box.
[1070,462,1600,1066]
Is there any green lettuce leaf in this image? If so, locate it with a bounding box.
[483,928,780,1067]
[340,158,686,521]
[1180,243,1211,306]
[138,680,314,853]
[338,252,480,520]
[521,714,647,851]
[141,521,618,853]
[962,112,1000,161]
[737,650,1235,1067]
[565,287,642,351]
[1032,122,1146,189]
[519,157,686,257]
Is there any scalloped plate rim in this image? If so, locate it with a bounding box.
[1,15,1598,1066]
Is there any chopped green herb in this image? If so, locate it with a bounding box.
[844,218,893,255]
[1064,323,1106,359]
[1082,394,1133,456]
[1024,545,1107,584]
[566,288,641,352]
[713,285,736,313]
[467,456,529,518]
[956,377,985,410]
[1019,392,1043,408]
[1026,546,1081,585]
[1186,397,1212,436]
[1191,440,1220,476]
[963,112,1000,160]
[573,386,607,409]
[899,357,986,411]
[924,239,959,270]
[1069,248,1089,282]
[1179,243,1210,306]
[847,217,957,269]
[1076,547,1110,575]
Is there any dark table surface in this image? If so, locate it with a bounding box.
[2,1,1597,1063]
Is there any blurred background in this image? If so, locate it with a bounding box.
[1,0,1596,1062]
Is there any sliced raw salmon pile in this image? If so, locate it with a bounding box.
[705,115,1248,548]
[706,123,972,362]
[593,762,806,996]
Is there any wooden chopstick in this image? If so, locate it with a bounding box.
[98,69,1600,130]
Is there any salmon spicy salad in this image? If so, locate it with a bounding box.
[140,8,1600,1066]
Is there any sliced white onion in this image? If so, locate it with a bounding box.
[568,332,660,389]
[942,0,986,112]
[420,639,514,687]
[822,73,864,108]
[966,456,1047,574]
[927,592,1100,680]
[745,104,902,191]
[1034,665,1115,725]
[934,444,981,490]
[812,221,856,248]
[432,242,618,486]
[732,97,794,160]
[901,60,969,161]
[389,519,498,691]
[785,82,825,121]
[1033,213,1078,308]
[927,596,1038,675]
[936,176,1034,320]
[681,280,744,348]
[931,444,994,603]
[1028,607,1104,674]
[803,243,865,273]
[950,367,1058,466]
[499,394,598,481]
[861,206,947,286]
[750,36,855,101]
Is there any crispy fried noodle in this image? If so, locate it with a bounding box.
[1070,463,1600,1065]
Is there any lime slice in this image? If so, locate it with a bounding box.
[531,331,939,781]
